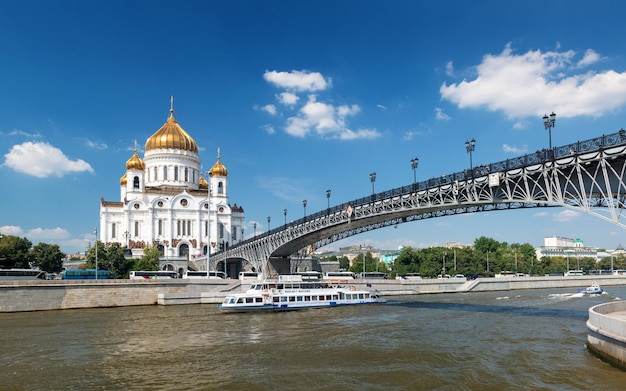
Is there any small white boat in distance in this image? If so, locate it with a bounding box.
[217,275,386,313]
[579,281,604,295]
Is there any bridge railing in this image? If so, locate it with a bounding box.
[230,129,626,249]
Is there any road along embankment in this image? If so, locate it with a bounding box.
[1,275,626,313]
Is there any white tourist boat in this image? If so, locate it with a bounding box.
[217,275,386,313]
[579,281,604,295]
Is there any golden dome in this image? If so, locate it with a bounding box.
[199,175,208,189]
[145,107,198,153]
[125,149,145,170]
[120,173,127,185]
[209,147,228,177]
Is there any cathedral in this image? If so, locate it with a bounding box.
[99,101,245,276]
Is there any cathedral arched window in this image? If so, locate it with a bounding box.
[163,166,168,180]
[218,181,224,194]
[174,167,178,181]
[184,167,189,182]
[133,176,140,189]
[134,221,139,237]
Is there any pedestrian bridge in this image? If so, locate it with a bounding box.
[204,129,626,275]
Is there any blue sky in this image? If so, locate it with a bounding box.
[2,0,626,254]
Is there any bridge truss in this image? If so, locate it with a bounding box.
[208,130,626,275]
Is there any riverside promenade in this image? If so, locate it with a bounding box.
[2,275,626,313]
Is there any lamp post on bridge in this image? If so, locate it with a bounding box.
[283,209,287,226]
[369,172,376,204]
[410,158,419,190]
[303,199,307,220]
[543,112,557,155]
[326,189,331,211]
[267,216,271,232]
[465,138,476,177]
[253,222,257,237]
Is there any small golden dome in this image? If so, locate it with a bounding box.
[145,107,198,153]
[209,147,228,177]
[120,173,127,185]
[125,149,145,170]
[199,175,208,189]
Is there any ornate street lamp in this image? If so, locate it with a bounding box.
[283,209,287,226]
[370,172,376,204]
[410,158,419,189]
[326,189,331,209]
[94,227,98,280]
[303,199,307,219]
[267,216,271,232]
[543,112,557,151]
[205,171,213,276]
[465,138,476,177]
[253,222,257,237]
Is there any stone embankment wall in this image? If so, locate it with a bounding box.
[2,275,626,313]
[0,279,236,312]
[587,301,626,371]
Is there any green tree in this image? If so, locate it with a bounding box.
[31,242,65,273]
[349,252,379,274]
[474,236,500,254]
[0,235,33,269]
[134,245,160,272]
[85,240,110,271]
[107,242,134,278]
[338,256,350,271]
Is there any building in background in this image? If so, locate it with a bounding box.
[99,102,245,276]
[535,236,597,262]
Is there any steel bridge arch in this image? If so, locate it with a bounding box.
[205,130,626,275]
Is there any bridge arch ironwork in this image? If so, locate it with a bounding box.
[205,129,626,275]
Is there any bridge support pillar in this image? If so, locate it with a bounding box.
[267,257,291,277]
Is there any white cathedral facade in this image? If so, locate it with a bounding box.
[99,104,245,276]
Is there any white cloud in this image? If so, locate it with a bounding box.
[3,141,94,178]
[85,139,108,150]
[253,104,277,115]
[263,70,330,92]
[277,92,299,106]
[262,69,378,140]
[502,144,528,154]
[260,124,275,135]
[9,129,43,138]
[445,61,454,77]
[435,107,450,120]
[285,95,380,140]
[27,227,70,240]
[554,209,581,222]
[0,225,23,236]
[376,104,387,110]
[576,49,601,68]
[262,104,277,115]
[440,44,626,119]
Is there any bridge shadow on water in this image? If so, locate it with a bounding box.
[387,299,590,320]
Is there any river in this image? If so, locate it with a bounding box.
[2,286,626,390]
